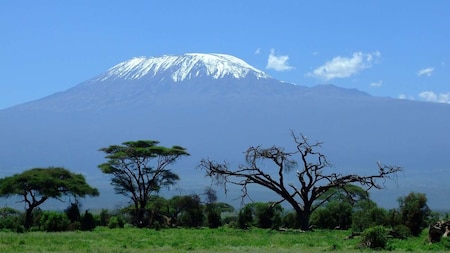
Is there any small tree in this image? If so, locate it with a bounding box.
[398,192,430,236]
[203,188,221,228]
[199,131,401,231]
[65,202,81,223]
[237,204,253,229]
[80,210,96,231]
[0,167,99,229]
[178,194,204,227]
[98,140,189,227]
[352,200,387,232]
[311,200,352,229]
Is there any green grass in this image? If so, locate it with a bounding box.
[0,227,449,253]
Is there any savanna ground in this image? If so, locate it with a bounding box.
[0,227,449,253]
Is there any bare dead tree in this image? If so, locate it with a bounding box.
[198,131,401,231]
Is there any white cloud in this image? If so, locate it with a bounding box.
[398,94,414,100]
[266,49,294,71]
[254,48,261,55]
[419,91,450,103]
[418,67,434,77]
[307,51,381,81]
[370,80,383,87]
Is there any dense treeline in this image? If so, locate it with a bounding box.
[0,187,448,249]
[0,190,444,233]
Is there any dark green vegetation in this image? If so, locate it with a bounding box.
[0,167,99,229]
[1,136,449,252]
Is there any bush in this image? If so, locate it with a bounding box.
[97,209,111,226]
[81,210,96,231]
[237,205,253,229]
[352,206,387,232]
[40,211,70,232]
[361,226,388,249]
[397,192,430,236]
[0,207,24,231]
[108,216,124,229]
[392,224,411,239]
[64,203,81,223]
[282,212,300,229]
[311,201,352,229]
[206,207,222,228]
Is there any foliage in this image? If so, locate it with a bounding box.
[65,202,81,223]
[361,225,388,249]
[80,210,96,231]
[108,216,124,229]
[253,202,283,229]
[391,224,411,239]
[311,200,352,229]
[199,131,402,230]
[351,200,387,232]
[98,140,189,227]
[39,211,70,232]
[0,167,99,229]
[0,207,23,231]
[236,202,283,229]
[237,205,253,229]
[397,192,430,236]
[97,209,111,226]
[282,212,300,229]
[177,195,204,227]
[205,204,222,228]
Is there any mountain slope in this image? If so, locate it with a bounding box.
[1,53,449,210]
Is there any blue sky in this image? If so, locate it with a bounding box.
[1,1,449,109]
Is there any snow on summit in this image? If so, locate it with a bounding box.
[96,53,271,82]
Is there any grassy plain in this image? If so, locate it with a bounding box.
[0,227,449,253]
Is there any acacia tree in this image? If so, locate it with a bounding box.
[0,167,99,229]
[198,132,401,231]
[98,140,189,227]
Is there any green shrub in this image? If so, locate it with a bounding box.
[97,209,111,226]
[392,224,411,239]
[397,192,430,236]
[40,211,70,232]
[282,212,300,229]
[237,205,253,229]
[361,226,388,249]
[108,216,124,229]
[0,207,24,231]
[206,207,222,228]
[81,210,96,231]
[352,206,387,232]
[311,201,352,229]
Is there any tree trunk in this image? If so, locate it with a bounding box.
[297,210,311,231]
[24,208,34,230]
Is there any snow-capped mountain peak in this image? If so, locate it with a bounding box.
[96,53,271,82]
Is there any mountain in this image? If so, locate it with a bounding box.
[1,53,449,210]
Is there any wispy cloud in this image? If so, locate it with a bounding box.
[418,67,434,77]
[266,49,294,71]
[370,80,383,87]
[307,51,381,81]
[419,91,450,103]
[254,48,261,55]
[398,94,414,100]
